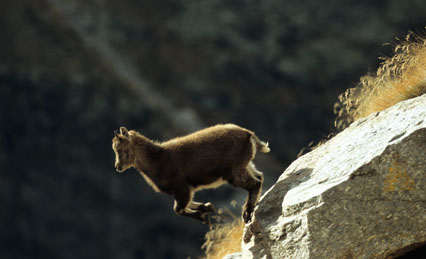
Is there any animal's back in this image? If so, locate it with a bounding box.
[161,124,252,149]
[161,124,253,185]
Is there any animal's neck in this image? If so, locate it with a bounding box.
[131,134,162,180]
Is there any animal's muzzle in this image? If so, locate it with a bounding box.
[115,163,123,173]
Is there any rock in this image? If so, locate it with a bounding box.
[242,94,426,258]
[222,252,242,259]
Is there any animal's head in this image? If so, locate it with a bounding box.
[112,126,135,173]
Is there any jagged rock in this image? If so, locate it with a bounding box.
[242,94,426,258]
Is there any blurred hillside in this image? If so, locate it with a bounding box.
[0,0,425,258]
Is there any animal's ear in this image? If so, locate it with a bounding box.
[114,129,119,137]
[120,126,129,137]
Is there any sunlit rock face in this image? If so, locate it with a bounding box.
[242,94,426,259]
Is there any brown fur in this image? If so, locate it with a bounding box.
[112,124,270,224]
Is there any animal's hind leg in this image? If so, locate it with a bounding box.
[173,189,210,224]
[247,162,264,183]
[228,164,263,223]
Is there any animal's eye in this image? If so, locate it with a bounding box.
[117,149,122,153]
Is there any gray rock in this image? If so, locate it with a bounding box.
[242,94,426,258]
[222,252,242,259]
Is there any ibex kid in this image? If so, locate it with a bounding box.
[112,124,269,224]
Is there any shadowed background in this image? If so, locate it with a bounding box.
[1,0,425,258]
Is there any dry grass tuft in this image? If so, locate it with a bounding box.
[334,31,426,130]
[202,210,245,259]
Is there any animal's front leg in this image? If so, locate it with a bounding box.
[173,190,211,224]
[188,201,216,213]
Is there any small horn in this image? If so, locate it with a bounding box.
[120,126,129,137]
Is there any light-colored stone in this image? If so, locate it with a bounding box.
[222,252,242,259]
[242,94,426,258]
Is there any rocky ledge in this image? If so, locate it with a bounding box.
[240,93,426,258]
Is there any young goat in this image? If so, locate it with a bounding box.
[112,124,269,224]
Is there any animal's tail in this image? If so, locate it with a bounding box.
[251,135,270,153]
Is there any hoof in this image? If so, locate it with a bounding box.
[242,208,253,223]
[201,213,211,225]
[203,202,216,213]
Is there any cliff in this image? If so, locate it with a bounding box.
[239,93,426,258]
